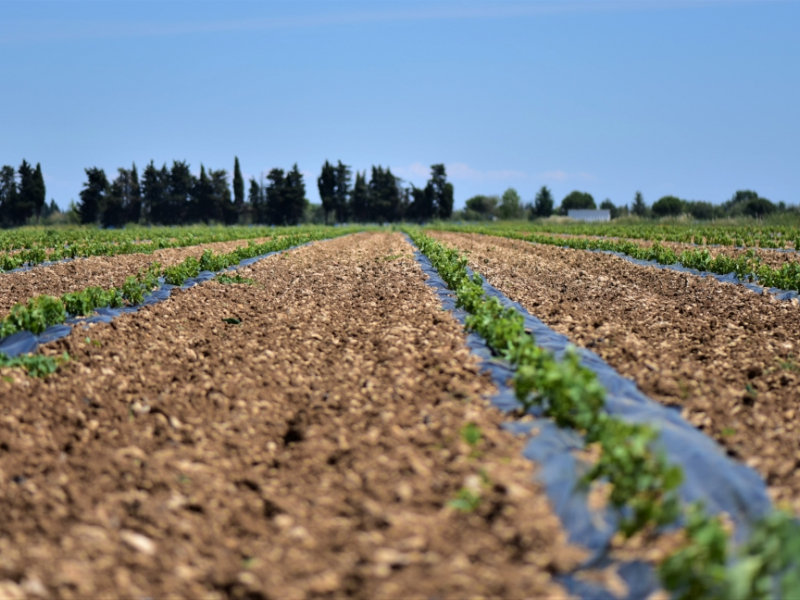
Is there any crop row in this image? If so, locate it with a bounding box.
[406,228,800,599]
[432,224,800,293]
[0,227,364,375]
[0,224,314,271]
[445,221,799,249]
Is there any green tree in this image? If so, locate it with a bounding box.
[631,191,648,217]
[16,160,36,224]
[192,165,217,223]
[498,187,524,219]
[210,168,236,225]
[652,195,684,217]
[128,163,141,223]
[283,164,308,225]
[41,199,60,219]
[531,186,554,219]
[465,195,498,220]
[333,161,351,223]
[233,157,244,221]
[317,160,336,224]
[560,190,596,215]
[32,163,46,222]
[687,201,717,220]
[249,176,266,223]
[265,169,285,224]
[368,166,403,222]
[166,160,194,225]
[406,184,433,223]
[105,165,141,227]
[599,199,620,219]
[428,164,454,219]
[351,171,369,222]
[0,165,19,226]
[78,167,109,225]
[142,161,169,224]
[743,197,776,218]
[105,168,132,227]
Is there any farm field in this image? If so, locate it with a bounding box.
[519,231,800,270]
[0,232,583,598]
[1,223,799,598]
[0,237,274,313]
[429,230,800,508]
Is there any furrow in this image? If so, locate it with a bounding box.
[431,230,800,510]
[0,232,583,599]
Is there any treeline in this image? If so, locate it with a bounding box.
[0,160,50,226]
[75,159,246,227]
[71,159,453,227]
[463,187,794,221]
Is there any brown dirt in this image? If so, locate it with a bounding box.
[431,231,800,512]
[535,232,798,269]
[0,238,270,314]
[0,232,583,599]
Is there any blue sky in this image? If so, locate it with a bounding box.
[2,0,799,210]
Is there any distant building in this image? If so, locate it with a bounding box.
[568,209,611,222]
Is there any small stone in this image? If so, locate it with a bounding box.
[120,530,156,556]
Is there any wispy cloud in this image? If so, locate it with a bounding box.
[0,1,739,45]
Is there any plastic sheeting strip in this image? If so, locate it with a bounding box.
[0,241,321,359]
[507,234,800,302]
[589,249,800,301]
[404,234,773,600]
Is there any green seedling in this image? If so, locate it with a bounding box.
[461,422,482,447]
[216,274,256,286]
[223,317,242,325]
[0,351,69,378]
[448,488,481,512]
[721,427,737,437]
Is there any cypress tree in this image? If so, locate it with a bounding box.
[368,166,403,222]
[233,157,244,220]
[78,167,109,225]
[283,164,307,226]
[632,191,648,217]
[426,164,453,220]
[0,165,18,226]
[210,168,236,225]
[193,165,216,223]
[167,160,194,224]
[532,186,554,219]
[265,168,285,225]
[351,171,369,222]
[105,168,129,228]
[128,163,141,223]
[317,160,336,225]
[248,177,265,223]
[17,160,36,225]
[32,163,46,222]
[333,161,351,223]
[142,161,168,224]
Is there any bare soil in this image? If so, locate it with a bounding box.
[0,232,583,599]
[431,231,800,512]
[0,238,270,314]
[535,232,798,270]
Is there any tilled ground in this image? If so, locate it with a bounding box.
[0,232,582,599]
[534,232,798,269]
[0,237,271,314]
[431,231,800,511]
